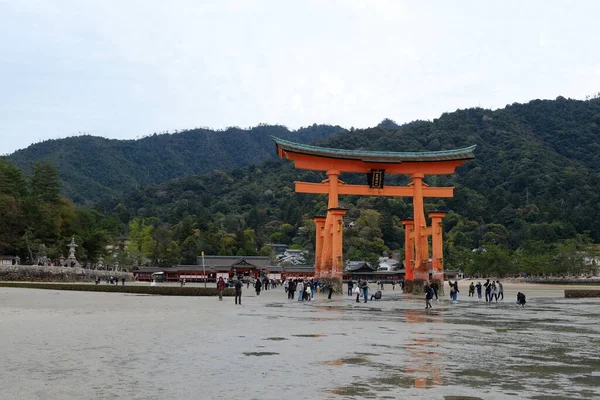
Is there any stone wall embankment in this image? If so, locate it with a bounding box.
[0,265,132,283]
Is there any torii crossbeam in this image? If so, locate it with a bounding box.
[272,136,475,292]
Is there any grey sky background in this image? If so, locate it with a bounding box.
[1,0,599,154]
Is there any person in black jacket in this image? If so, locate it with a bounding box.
[476,281,482,299]
[360,280,369,303]
[430,281,439,301]
[424,282,433,309]
[517,292,526,307]
[468,282,475,297]
[234,279,243,305]
[327,282,334,299]
[485,282,492,303]
[370,290,382,301]
[255,279,262,296]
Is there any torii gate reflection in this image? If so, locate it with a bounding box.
[272,137,475,291]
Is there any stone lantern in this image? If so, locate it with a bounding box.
[66,237,81,268]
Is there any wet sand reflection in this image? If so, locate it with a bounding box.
[404,309,443,388]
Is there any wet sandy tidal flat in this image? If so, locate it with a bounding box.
[1,283,599,400]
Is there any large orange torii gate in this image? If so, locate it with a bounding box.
[272,137,475,291]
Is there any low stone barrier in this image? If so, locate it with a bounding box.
[0,265,131,282]
[0,282,234,296]
[527,278,600,285]
[564,289,600,298]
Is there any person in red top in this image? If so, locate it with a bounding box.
[217,277,226,301]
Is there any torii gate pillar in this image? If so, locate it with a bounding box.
[325,207,347,281]
[313,216,326,279]
[429,211,447,282]
[315,169,347,291]
[401,219,415,280]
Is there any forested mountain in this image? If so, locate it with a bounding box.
[6,124,344,202]
[2,97,600,276]
[96,97,600,274]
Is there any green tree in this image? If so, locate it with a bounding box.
[31,163,60,203]
[126,217,155,265]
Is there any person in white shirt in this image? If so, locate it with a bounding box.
[297,280,304,301]
[496,280,504,300]
[492,283,499,302]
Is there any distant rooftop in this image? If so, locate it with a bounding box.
[272,136,476,163]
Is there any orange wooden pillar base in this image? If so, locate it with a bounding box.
[313,216,326,279]
[328,208,347,281]
[402,219,415,281]
[428,211,447,282]
[412,265,430,282]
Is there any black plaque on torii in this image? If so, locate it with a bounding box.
[367,169,385,189]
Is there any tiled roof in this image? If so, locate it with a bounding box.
[196,256,271,268]
[345,261,377,272]
[272,136,476,163]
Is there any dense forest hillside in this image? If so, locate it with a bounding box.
[96,97,600,274]
[6,124,344,202]
[2,97,600,276]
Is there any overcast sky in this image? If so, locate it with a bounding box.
[1,0,599,154]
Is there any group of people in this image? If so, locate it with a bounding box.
[253,277,280,292]
[95,276,125,286]
[467,279,504,302]
[217,276,243,304]
[216,276,338,305]
[424,279,526,308]
[284,278,335,300]
[348,279,380,303]
[215,275,528,309]
[423,280,446,308]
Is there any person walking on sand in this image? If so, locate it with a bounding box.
[361,280,369,303]
[476,281,482,299]
[234,279,243,305]
[254,278,262,296]
[304,282,311,301]
[430,280,439,301]
[327,282,334,299]
[424,282,433,309]
[485,281,492,302]
[354,280,361,303]
[297,280,305,301]
[516,292,526,307]
[497,280,504,300]
[449,280,459,302]
[347,279,354,296]
[217,277,226,301]
[483,279,491,299]
[469,282,475,297]
[490,282,498,302]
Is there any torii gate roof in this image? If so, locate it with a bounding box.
[272,136,476,163]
